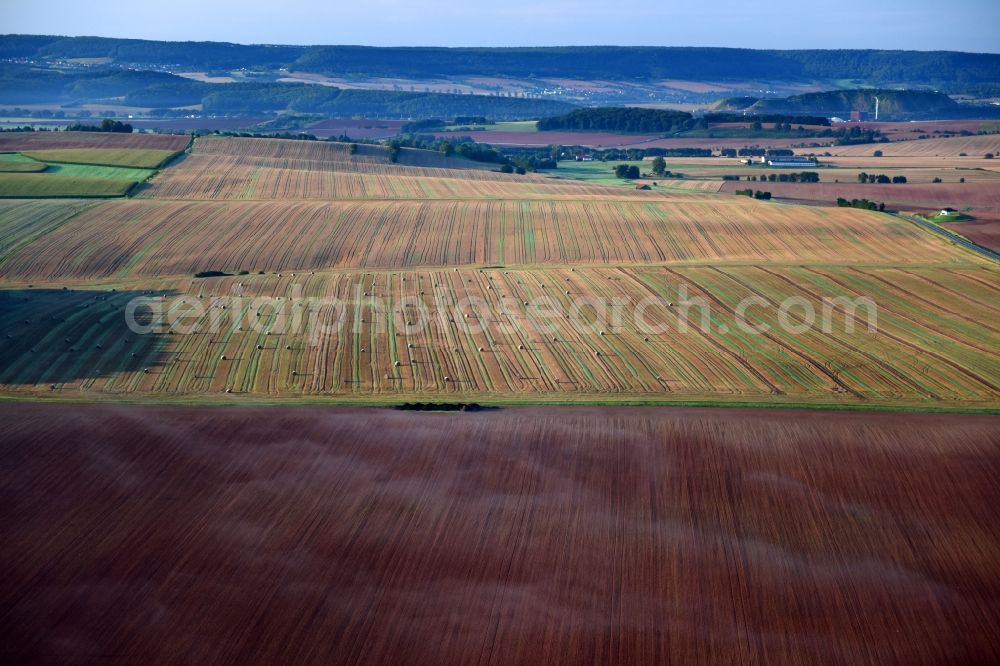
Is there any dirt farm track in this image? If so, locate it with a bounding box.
[1,403,998,664]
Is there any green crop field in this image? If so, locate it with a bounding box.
[0,153,48,173]
[41,162,156,181]
[541,159,649,185]
[0,173,138,198]
[0,156,156,198]
[20,148,180,169]
[440,120,539,132]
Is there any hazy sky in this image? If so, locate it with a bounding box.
[4,0,999,52]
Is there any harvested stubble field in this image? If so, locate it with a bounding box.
[0,264,997,407]
[1,129,999,665]
[0,130,190,153]
[1,404,998,664]
[720,180,1000,223]
[0,134,998,409]
[0,198,970,279]
[813,134,1000,158]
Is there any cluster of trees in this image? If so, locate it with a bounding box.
[386,134,555,172]
[837,197,885,211]
[736,148,798,157]
[538,108,845,136]
[857,173,907,184]
[735,189,772,200]
[703,113,830,126]
[64,118,134,133]
[613,164,641,179]
[385,134,508,164]
[538,107,692,133]
[745,171,821,183]
[834,126,885,145]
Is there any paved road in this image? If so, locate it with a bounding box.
[892,213,1000,263]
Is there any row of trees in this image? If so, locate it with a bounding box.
[837,198,885,211]
[64,118,134,133]
[735,189,772,200]
[857,173,907,184]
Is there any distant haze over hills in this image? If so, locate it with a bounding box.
[3,36,1000,88]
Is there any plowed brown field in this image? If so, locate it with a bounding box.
[2,404,997,664]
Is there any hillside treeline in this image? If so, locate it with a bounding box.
[4,36,998,86]
[0,65,574,119]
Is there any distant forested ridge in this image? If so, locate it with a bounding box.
[0,35,302,69]
[3,36,999,86]
[0,64,574,119]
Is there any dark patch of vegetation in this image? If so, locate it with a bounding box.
[614,164,641,179]
[395,402,496,412]
[760,172,821,183]
[837,197,885,211]
[735,189,772,200]
[64,119,134,133]
[538,107,692,133]
[856,172,906,184]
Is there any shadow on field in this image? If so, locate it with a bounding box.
[0,288,176,388]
